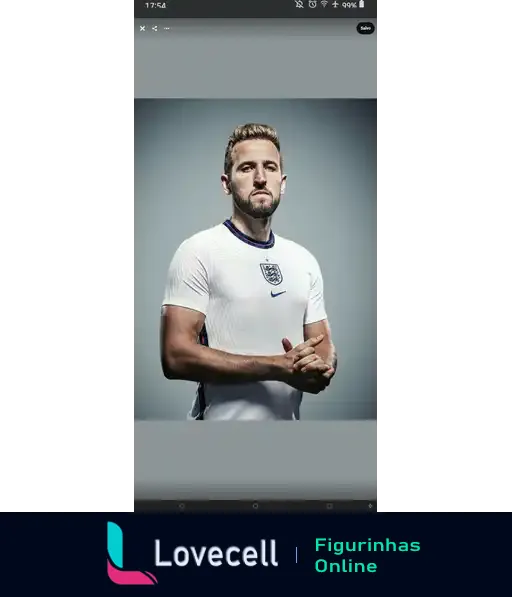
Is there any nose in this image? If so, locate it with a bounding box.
[253,166,267,186]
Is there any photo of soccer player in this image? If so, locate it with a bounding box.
[135,99,376,422]
[160,123,337,420]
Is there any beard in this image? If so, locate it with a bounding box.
[232,188,281,219]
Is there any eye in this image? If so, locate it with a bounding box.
[266,164,277,172]
[241,165,253,173]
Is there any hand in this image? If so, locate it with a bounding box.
[278,334,324,377]
[292,351,330,375]
[282,337,331,376]
[280,336,332,394]
[285,339,336,383]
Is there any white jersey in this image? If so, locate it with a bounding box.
[162,219,327,420]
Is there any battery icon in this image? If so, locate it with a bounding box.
[359,0,364,6]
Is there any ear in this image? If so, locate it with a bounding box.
[220,174,231,196]
[280,174,287,195]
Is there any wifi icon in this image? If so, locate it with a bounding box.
[321,0,328,5]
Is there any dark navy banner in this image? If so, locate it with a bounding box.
[1,513,511,591]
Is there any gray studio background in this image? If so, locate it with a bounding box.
[135,99,376,421]
[134,19,376,99]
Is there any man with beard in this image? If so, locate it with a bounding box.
[160,123,337,420]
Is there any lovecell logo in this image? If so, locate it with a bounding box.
[107,522,158,585]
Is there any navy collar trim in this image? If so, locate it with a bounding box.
[223,219,275,249]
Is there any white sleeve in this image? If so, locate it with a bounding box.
[304,254,328,325]
[162,238,210,315]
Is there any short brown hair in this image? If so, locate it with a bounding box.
[223,123,283,176]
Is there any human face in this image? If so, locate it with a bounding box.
[223,139,286,219]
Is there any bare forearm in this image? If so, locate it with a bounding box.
[163,343,283,384]
[316,341,337,371]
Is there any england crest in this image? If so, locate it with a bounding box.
[260,263,283,286]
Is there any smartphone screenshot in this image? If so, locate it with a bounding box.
[134,0,377,512]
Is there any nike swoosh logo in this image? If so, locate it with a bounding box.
[270,291,287,298]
